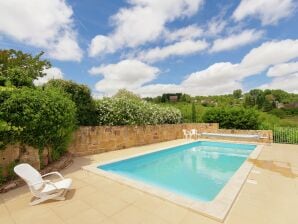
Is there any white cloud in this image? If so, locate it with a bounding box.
[179,62,243,95]
[135,39,298,96]
[259,73,298,93]
[261,61,298,93]
[34,67,64,86]
[182,39,298,95]
[48,32,83,61]
[0,0,83,61]
[210,29,263,53]
[89,35,115,57]
[182,62,241,87]
[205,18,227,36]
[267,61,298,77]
[241,39,298,74]
[233,0,295,25]
[137,40,208,63]
[163,25,203,42]
[88,0,204,56]
[89,59,160,95]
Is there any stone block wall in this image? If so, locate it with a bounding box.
[67,123,218,156]
[0,145,50,177]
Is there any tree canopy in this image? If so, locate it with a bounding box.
[0,49,50,87]
[45,79,96,126]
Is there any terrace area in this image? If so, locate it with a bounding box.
[1,139,298,224]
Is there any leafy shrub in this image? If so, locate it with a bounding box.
[267,108,298,125]
[202,107,260,130]
[282,108,298,116]
[268,109,287,118]
[45,79,96,126]
[0,86,23,148]
[0,87,76,160]
[94,97,182,125]
[0,120,22,149]
[258,112,281,130]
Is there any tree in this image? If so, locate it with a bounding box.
[153,96,162,103]
[0,49,50,87]
[271,89,289,103]
[233,89,242,99]
[243,89,265,109]
[191,102,197,122]
[181,93,191,102]
[263,99,274,112]
[161,94,168,102]
[45,79,96,126]
[263,89,272,96]
[113,89,141,101]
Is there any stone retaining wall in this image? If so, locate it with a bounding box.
[0,144,50,177]
[67,123,218,156]
[0,153,73,193]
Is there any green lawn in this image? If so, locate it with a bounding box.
[280,116,298,127]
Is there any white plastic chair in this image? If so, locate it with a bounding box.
[189,129,198,139]
[14,163,72,205]
[182,129,191,139]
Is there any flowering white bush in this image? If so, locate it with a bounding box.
[94,97,182,125]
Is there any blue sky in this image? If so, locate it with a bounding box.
[0,0,298,97]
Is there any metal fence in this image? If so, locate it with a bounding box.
[273,126,298,144]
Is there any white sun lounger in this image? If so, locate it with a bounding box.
[200,132,267,139]
[14,163,72,205]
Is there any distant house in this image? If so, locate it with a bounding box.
[169,95,178,102]
[284,102,298,109]
[276,102,298,109]
[276,102,284,109]
[161,93,182,102]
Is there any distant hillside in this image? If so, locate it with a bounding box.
[144,89,298,128]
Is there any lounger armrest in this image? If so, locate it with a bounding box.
[30,181,45,188]
[42,171,64,180]
[30,180,57,190]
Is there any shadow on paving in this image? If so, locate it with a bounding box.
[248,158,298,178]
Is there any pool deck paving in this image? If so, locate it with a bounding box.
[1,139,298,224]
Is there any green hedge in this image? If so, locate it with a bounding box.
[0,87,77,160]
[202,107,260,130]
[45,80,96,126]
[95,97,182,125]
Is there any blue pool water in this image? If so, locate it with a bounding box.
[99,141,256,201]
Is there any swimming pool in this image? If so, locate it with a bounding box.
[99,141,256,202]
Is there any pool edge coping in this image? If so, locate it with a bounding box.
[82,140,263,222]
